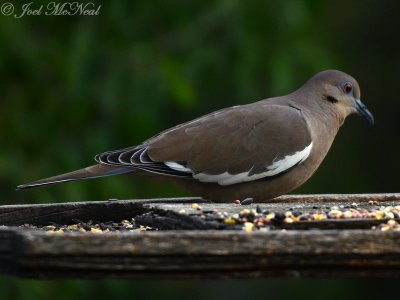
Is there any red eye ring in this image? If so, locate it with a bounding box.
[343,82,353,94]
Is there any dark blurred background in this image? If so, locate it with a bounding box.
[1,0,399,299]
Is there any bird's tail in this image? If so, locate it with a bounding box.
[17,164,133,190]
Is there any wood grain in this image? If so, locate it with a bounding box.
[0,194,399,279]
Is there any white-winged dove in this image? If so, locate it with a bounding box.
[18,70,374,202]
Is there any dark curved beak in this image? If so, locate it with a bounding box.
[355,99,374,125]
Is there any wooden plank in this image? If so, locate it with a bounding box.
[265,193,400,203]
[1,229,400,279]
[0,197,203,226]
[12,230,400,255]
[0,194,399,279]
[1,193,399,226]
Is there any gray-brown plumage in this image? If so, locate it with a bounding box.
[17,70,374,202]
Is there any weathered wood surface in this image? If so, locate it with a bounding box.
[1,193,399,226]
[0,193,400,279]
[0,197,202,226]
[2,230,400,279]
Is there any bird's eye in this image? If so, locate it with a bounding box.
[342,82,353,94]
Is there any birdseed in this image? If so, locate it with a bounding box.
[16,204,400,233]
[240,198,254,205]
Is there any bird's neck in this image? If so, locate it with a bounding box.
[288,90,343,163]
[290,89,344,132]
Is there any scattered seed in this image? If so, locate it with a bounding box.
[313,213,327,221]
[368,200,379,205]
[240,198,253,205]
[18,200,400,233]
[328,209,343,219]
[224,217,236,225]
[265,212,275,220]
[240,209,250,215]
[242,222,254,232]
[191,203,202,210]
[273,212,285,222]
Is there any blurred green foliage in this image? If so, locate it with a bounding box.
[1,278,400,300]
[0,0,399,299]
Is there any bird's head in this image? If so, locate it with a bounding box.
[299,70,374,125]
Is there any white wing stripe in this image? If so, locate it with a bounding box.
[193,142,313,186]
[164,161,193,173]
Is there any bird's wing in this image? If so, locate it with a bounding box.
[96,103,312,185]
